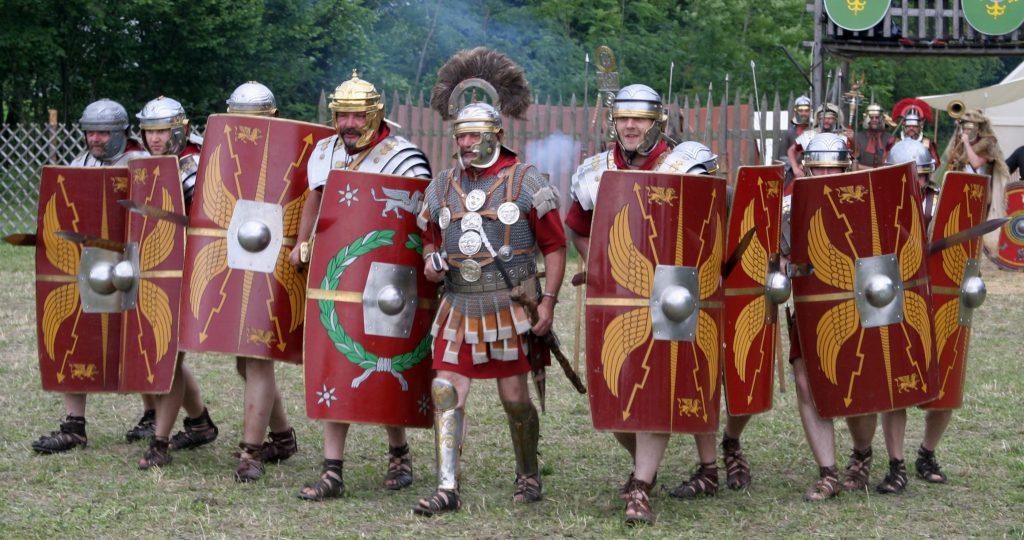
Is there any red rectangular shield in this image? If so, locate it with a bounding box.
[35,166,126,392]
[180,115,334,363]
[119,156,187,394]
[723,165,784,415]
[585,171,726,433]
[303,171,435,427]
[922,172,989,410]
[790,163,938,418]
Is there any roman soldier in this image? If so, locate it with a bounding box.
[853,103,895,169]
[567,83,727,524]
[887,138,938,225]
[31,99,152,455]
[412,47,566,516]
[788,103,853,180]
[292,72,431,501]
[134,96,219,469]
[787,133,876,501]
[779,95,813,184]
[886,98,940,169]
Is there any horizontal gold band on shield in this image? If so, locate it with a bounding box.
[585,297,723,309]
[187,227,297,247]
[794,291,855,303]
[724,286,765,296]
[931,286,961,296]
[306,288,435,310]
[140,270,183,279]
[36,274,76,283]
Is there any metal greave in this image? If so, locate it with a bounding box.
[431,378,464,491]
[502,400,540,477]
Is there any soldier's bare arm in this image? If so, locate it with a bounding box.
[290,188,321,267]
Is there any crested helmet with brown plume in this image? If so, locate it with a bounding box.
[431,47,530,169]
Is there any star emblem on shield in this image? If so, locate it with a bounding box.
[316,383,338,407]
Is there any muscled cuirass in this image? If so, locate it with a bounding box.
[425,164,548,317]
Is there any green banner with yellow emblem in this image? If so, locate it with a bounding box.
[824,0,892,31]
[964,0,1024,35]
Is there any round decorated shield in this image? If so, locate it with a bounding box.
[303,170,436,427]
[964,0,1024,36]
[986,181,1024,271]
[824,0,891,31]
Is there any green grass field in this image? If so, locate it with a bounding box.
[1,244,1021,538]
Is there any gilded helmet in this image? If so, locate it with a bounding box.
[885,138,934,174]
[792,95,812,125]
[802,132,851,172]
[431,47,530,170]
[610,84,667,156]
[328,70,384,148]
[79,99,130,160]
[227,81,277,116]
[137,96,189,155]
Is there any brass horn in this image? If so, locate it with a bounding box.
[947,99,966,119]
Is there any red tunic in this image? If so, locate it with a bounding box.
[565,140,670,237]
[426,153,566,379]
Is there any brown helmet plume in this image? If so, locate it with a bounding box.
[431,47,531,120]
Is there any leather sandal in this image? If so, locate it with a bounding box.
[125,409,156,443]
[169,408,218,451]
[413,488,461,517]
[876,458,908,494]
[722,435,751,490]
[669,462,719,499]
[234,442,265,483]
[297,459,344,501]
[841,447,873,492]
[915,446,947,484]
[32,416,87,454]
[139,437,172,470]
[804,465,841,502]
[261,427,297,464]
[513,473,543,503]
[623,478,655,526]
[383,444,413,490]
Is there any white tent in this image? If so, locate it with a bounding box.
[920,62,1024,164]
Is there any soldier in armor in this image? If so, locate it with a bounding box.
[412,48,566,516]
[787,133,878,501]
[888,138,938,225]
[134,96,219,469]
[787,103,853,179]
[853,103,895,169]
[32,99,153,454]
[885,100,940,170]
[778,96,813,185]
[291,72,431,500]
[566,84,727,524]
[227,81,279,116]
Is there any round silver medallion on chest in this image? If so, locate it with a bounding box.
[461,211,483,232]
[497,202,520,225]
[498,245,514,262]
[458,230,482,256]
[438,207,451,229]
[459,259,482,282]
[464,189,487,212]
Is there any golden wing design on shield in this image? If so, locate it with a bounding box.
[738,202,768,285]
[933,299,959,358]
[138,279,172,360]
[815,300,859,385]
[601,204,656,397]
[903,289,932,368]
[941,205,968,283]
[140,188,175,272]
[609,206,654,297]
[189,240,228,318]
[732,295,765,381]
[601,308,651,397]
[899,202,923,281]
[697,309,719,391]
[42,283,79,360]
[42,195,80,275]
[202,145,238,229]
[698,214,723,299]
[809,209,855,290]
[273,248,306,331]
[282,191,307,237]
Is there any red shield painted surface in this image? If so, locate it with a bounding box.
[723,165,784,415]
[180,115,333,362]
[35,166,126,392]
[921,172,988,410]
[303,171,435,427]
[790,163,937,418]
[585,171,726,433]
[119,156,186,394]
[987,180,1024,271]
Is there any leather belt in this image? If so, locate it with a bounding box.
[446,262,537,293]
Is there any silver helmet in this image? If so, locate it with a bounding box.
[227,81,277,116]
[453,102,503,169]
[903,109,922,127]
[137,96,189,155]
[792,95,812,125]
[663,141,719,174]
[885,138,934,174]
[802,132,852,172]
[79,99,130,160]
[611,84,667,156]
[814,102,844,132]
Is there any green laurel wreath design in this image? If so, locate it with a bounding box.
[318,230,431,373]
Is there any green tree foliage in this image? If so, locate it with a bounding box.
[0,0,1014,124]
